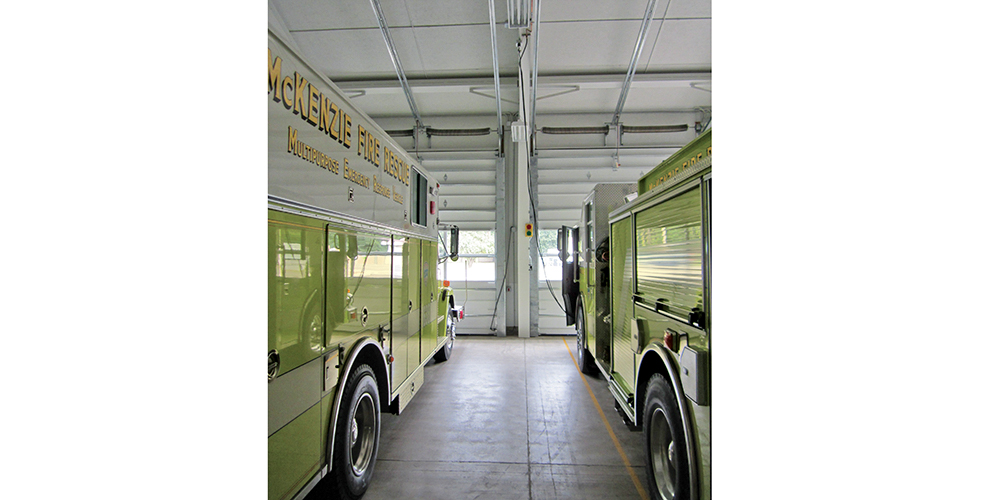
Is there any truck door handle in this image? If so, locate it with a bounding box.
[655,298,670,314]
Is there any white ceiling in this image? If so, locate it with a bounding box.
[269,0,711,147]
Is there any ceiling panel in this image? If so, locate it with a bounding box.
[539,0,665,22]
[272,0,380,31]
[410,25,510,77]
[270,0,709,164]
[643,19,712,71]
[664,0,712,19]
[534,87,620,114]
[273,0,500,31]
[399,0,499,26]
[536,20,653,74]
[288,29,399,80]
[350,90,492,117]
[614,86,711,112]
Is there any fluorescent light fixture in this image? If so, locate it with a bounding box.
[507,0,530,28]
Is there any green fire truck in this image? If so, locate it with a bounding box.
[268,28,462,500]
[559,130,712,500]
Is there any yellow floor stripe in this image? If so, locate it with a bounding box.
[563,337,650,500]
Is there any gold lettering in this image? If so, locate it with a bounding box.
[287,126,297,153]
[329,100,341,142]
[293,72,308,117]
[374,176,392,198]
[268,50,282,102]
[357,125,367,157]
[343,115,351,148]
[307,84,320,126]
[282,76,294,109]
[319,96,331,134]
[373,138,381,167]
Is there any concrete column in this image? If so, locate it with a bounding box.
[504,121,517,336]
[513,32,533,338]
[528,155,539,337]
[494,147,506,336]
[515,124,530,338]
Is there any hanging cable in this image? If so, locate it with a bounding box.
[490,225,516,332]
[527,169,567,316]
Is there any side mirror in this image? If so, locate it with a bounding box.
[557,226,570,263]
[449,226,460,261]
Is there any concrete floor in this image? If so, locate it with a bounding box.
[358,335,650,500]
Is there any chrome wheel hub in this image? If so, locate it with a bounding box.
[350,393,376,475]
[650,408,678,499]
[446,314,455,348]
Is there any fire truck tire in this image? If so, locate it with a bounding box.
[643,374,690,500]
[331,364,381,500]
[576,306,597,375]
[434,311,456,362]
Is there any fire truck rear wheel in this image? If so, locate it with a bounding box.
[643,374,690,500]
[434,312,456,362]
[331,364,380,500]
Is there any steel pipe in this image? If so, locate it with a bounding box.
[612,0,659,125]
[530,0,541,149]
[488,0,504,152]
[369,0,422,126]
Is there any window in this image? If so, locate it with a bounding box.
[439,230,496,282]
[538,229,562,281]
[411,171,428,227]
[585,202,594,253]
